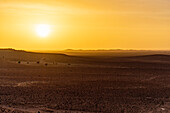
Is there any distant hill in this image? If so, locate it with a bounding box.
[57,49,170,57]
[0,49,70,62]
[1,49,170,64]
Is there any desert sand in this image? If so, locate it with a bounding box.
[0,49,169,113]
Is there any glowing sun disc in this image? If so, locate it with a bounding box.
[36,24,50,38]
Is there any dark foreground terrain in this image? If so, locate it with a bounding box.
[0,49,169,113]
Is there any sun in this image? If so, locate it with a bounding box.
[35,24,51,38]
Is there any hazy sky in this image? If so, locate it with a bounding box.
[0,0,170,50]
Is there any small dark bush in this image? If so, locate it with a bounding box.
[18,61,21,64]
[37,61,40,64]
[121,109,125,113]
[160,101,164,105]
[45,63,48,66]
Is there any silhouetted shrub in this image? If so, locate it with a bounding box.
[37,61,40,64]
[18,61,21,64]
[161,101,164,105]
[45,63,48,66]
[121,109,125,113]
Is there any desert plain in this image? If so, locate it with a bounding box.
[0,49,169,113]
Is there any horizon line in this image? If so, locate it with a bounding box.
[1,48,170,52]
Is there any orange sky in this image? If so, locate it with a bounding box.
[0,0,170,50]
